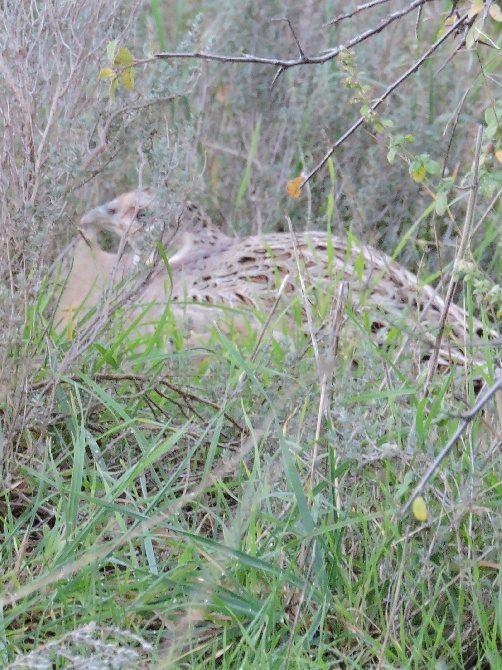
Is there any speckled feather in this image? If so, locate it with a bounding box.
[68,188,498,368]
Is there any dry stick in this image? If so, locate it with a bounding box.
[424,126,484,392]
[153,7,466,183]
[400,128,490,514]
[415,2,424,39]
[324,0,395,26]
[286,216,326,584]
[281,541,318,670]
[303,10,469,185]
[441,87,470,175]
[82,95,180,169]
[79,372,245,432]
[154,0,433,70]
[401,375,502,516]
[472,185,502,237]
[286,217,321,376]
[310,283,347,501]
[271,17,305,59]
[435,32,468,76]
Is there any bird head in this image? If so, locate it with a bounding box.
[79,187,155,242]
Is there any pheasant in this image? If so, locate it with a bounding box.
[54,190,149,333]
[60,187,498,374]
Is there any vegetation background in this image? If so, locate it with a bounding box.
[0,0,500,668]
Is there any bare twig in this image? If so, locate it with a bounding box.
[401,375,502,516]
[325,0,395,26]
[376,532,408,669]
[441,87,470,176]
[154,0,436,73]
[309,282,347,496]
[424,125,484,391]
[415,2,423,39]
[271,17,305,60]
[472,186,502,237]
[83,95,180,169]
[286,216,320,376]
[250,273,291,364]
[303,11,469,185]
[151,4,468,185]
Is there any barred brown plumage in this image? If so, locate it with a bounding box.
[56,188,499,377]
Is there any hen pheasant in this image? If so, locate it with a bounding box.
[58,187,498,374]
[55,203,139,334]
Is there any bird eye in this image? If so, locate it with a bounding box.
[107,205,118,216]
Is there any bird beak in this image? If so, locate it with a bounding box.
[80,204,112,229]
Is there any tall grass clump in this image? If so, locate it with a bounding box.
[0,1,500,669]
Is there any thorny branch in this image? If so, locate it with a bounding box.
[30,372,244,433]
[324,0,396,27]
[302,10,469,184]
[402,375,502,516]
[152,2,469,185]
[154,0,437,71]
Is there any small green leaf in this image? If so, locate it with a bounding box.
[435,191,448,216]
[485,108,496,126]
[485,122,499,139]
[99,67,115,80]
[484,108,501,139]
[114,47,135,66]
[423,156,440,175]
[121,66,135,91]
[465,14,484,48]
[107,40,118,64]
[387,146,397,164]
[410,164,426,183]
[465,24,478,50]
[109,77,119,102]
[360,105,370,117]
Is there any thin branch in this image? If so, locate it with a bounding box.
[250,273,290,365]
[472,186,502,237]
[441,87,470,176]
[83,94,180,169]
[154,0,435,72]
[415,3,423,39]
[32,371,244,432]
[234,272,291,394]
[401,375,502,516]
[424,125,483,391]
[286,216,321,376]
[302,10,469,185]
[271,17,305,60]
[324,0,395,26]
